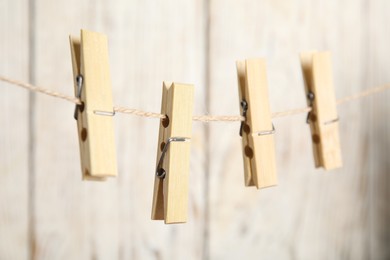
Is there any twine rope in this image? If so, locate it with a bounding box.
[1,75,389,122]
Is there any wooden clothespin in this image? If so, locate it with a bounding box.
[151,82,194,224]
[236,59,277,189]
[300,51,342,170]
[69,29,117,180]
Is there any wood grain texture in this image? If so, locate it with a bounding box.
[0,0,389,259]
[32,0,206,259]
[236,59,277,188]
[366,2,390,259]
[152,82,194,224]
[300,51,342,170]
[151,84,169,221]
[70,30,117,179]
[0,0,29,259]
[208,0,388,259]
[236,61,253,186]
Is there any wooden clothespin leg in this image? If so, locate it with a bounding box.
[236,59,277,189]
[300,51,342,170]
[69,29,117,180]
[151,82,194,224]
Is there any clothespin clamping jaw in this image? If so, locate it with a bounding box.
[151,82,194,224]
[69,29,117,180]
[300,51,342,170]
[236,59,277,189]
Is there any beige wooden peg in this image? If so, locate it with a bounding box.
[69,29,117,180]
[151,82,194,224]
[236,58,277,189]
[300,51,342,170]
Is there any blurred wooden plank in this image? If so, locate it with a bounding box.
[366,1,390,259]
[114,1,207,258]
[32,0,206,259]
[208,0,375,259]
[32,3,92,257]
[4,0,387,259]
[0,0,29,259]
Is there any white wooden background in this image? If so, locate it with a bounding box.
[0,0,389,259]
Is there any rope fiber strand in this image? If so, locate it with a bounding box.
[1,75,389,122]
[0,75,82,105]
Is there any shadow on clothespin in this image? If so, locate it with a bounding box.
[69,29,117,180]
[236,59,277,189]
[151,82,194,224]
[300,51,342,170]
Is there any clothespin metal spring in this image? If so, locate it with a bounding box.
[240,99,276,137]
[306,90,339,125]
[239,100,248,136]
[94,110,116,116]
[255,124,275,136]
[73,74,115,120]
[156,137,191,179]
[306,91,315,124]
[73,75,84,120]
[324,117,339,125]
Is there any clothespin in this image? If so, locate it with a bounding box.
[69,29,117,180]
[300,51,342,170]
[151,82,194,224]
[236,58,277,189]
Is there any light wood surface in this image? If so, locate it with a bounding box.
[0,0,389,259]
[152,82,194,224]
[236,59,277,188]
[300,51,342,170]
[0,1,29,259]
[70,30,117,179]
[29,0,207,259]
[208,0,389,259]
